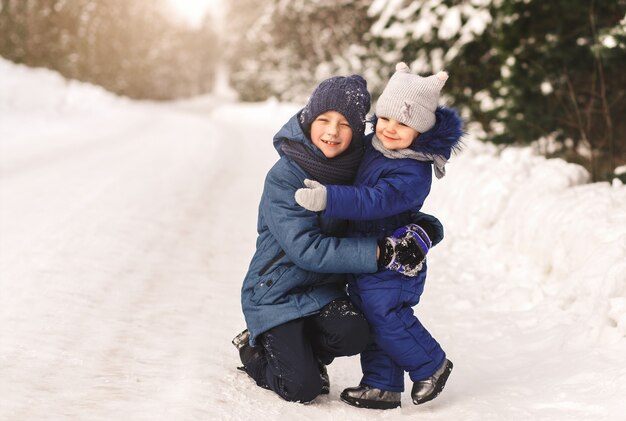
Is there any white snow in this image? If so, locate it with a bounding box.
[1,58,625,420]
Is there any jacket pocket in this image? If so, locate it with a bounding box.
[251,264,287,305]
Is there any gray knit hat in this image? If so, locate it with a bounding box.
[300,74,371,140]
[375,62,448,133]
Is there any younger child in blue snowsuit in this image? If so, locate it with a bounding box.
[295,63,463,409]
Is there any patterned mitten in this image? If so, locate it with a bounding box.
[381,224,432,277]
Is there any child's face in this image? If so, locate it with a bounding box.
[310,111,353,158]
[376,117,419,150]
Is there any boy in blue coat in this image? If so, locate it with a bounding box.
[295,63,463,409]
[234,73,443,404]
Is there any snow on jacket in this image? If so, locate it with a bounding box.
[241,113,379,346]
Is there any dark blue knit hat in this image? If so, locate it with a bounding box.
[299,74,371,140]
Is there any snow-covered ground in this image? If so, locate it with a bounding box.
[1,58,625,420]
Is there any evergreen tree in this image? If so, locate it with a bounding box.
[367,0,626,180]
[486,0,626,180]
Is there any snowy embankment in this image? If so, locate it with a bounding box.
[424,139,626,338]
[1,58,625,420]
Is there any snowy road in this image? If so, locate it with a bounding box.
[0,102,280,420]
[1,68,625,420]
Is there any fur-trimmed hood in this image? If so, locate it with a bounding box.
[372,106,464,159]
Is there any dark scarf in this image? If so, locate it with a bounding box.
[281,140,363,185]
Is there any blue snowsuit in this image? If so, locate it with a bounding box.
[240,113,379,347]
[322,107,463,392]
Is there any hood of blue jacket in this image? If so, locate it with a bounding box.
[272,111,326,158]
[371,106,464,160]
[273,111,366,159]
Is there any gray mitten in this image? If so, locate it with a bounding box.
[295,179,327,212]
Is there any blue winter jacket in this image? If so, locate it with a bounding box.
[241,113,379,346]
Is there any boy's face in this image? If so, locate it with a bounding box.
[310,111,353,158]
[376,117,419,150]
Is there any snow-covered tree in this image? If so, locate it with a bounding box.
[478,0,625,180]
[0,0,219,99]
[364,0,492,99]
[367,0,626,181]
[223,0,373,102]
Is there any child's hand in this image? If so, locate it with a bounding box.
[378,224,432,277]
[395,223,431,275]
[295,179,327,212]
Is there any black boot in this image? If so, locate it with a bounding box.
[232,329,263,368]
[411,359,453,405]
[340,384,401,410]
[318,360,330,395]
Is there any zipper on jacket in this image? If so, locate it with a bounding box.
[258,250,286,276]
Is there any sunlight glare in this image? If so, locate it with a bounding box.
[165,0,218,27]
